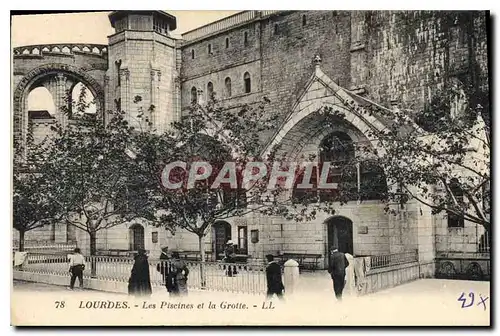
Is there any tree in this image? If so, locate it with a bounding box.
[364,84,490,233]
[12,118,58,251]
[13,171,59,251]
[40,109,156,275]
[132,94,342,286]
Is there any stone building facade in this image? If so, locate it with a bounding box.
[12,10,490,278]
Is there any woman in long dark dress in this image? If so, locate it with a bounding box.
[128,249,152,297]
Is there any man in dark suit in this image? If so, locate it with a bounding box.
[265,254,284,299]
[328,247,349,301]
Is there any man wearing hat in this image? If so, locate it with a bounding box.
[328,246,349,301]
[265,254,284,299]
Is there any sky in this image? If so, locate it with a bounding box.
[11,11,240,47]
[11,10,240,112]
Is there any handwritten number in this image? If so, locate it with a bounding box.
[458,292,488,310]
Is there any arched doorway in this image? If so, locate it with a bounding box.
[129,224,145,251]
[326,216,353,257]
[212,221,231,260]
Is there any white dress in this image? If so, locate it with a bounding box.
[344,253,356,296]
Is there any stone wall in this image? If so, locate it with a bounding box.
[435,216,487,254]
[180,10,489,143]
[106,31,177,133]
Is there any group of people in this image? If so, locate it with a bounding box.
[67,244,350,301]
[128,247,190,297]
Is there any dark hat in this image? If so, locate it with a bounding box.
[265,254,274,262]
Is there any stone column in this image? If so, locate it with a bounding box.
[150,69,161,131]
[54,73,69,128]
[283,259,300,295]
[120,68,130,119]
[103,74,110,123]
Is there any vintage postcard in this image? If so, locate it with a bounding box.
[11,10,491,326]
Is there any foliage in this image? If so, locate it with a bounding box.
[13,117,59,251]
[361,84,490,230]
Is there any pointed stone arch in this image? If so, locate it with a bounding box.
[264,78,390,159]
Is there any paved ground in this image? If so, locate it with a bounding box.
[12,278,490,326]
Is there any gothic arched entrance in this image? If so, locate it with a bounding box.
[212,221,231,260]
[129,224,145,251]
[326,216,353,258]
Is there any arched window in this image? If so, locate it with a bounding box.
[293,132,355,203]
[225,37,229,48]
[302,14,307,26]
[244,32,248,46]
[207,82,214,100]
[115,60,122,87]
[129,224,145,251]
[208,43,212,55]
[191,86,198,104]
[27,87,56,117]
[191,49,195,59]
[243,72,251,94]
[224,77,232,98]
[319,132,356,202]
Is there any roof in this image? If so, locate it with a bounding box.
[108,11,177,31]
[28,110,54,119]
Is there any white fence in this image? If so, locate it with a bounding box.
[19,254,267,294]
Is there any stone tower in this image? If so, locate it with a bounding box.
[106,11,178,132]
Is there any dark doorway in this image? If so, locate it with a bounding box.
[326,216,353,256]
[212,221,231,260]
[130,224,145,251]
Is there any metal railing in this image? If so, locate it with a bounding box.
[19,254,267,294]
[369,250,419,270]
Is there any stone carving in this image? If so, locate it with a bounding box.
[313,54,322,66]
[465,262,484,280]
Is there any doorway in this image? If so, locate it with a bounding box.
[326,216,353,256]
[212,221,231,260]
[130,224,145,251]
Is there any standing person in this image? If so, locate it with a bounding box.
[344,253,356,296]
[157,247,176,295]
[170,252,189,296]
[328,247,350,301]
[68,248,86,290]
[223,240,237,277]
[128,249,152,297]
[265,254,284,300]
